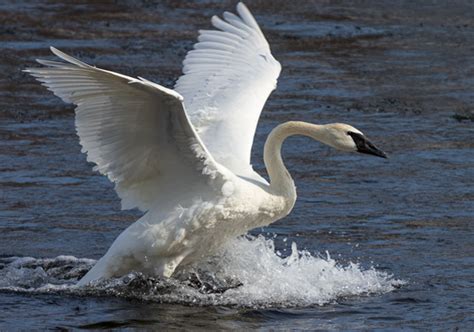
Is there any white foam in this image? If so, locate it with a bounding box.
[192,235,402,306]
[0,235,403,307]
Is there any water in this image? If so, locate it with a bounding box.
[1,0,473,330]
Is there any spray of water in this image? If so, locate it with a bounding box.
[0,235,403,307]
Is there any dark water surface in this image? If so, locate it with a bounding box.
[1,0,473,330]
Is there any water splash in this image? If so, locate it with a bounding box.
[0,235,403,307]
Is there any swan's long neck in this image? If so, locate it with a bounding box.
[263,121,325,198]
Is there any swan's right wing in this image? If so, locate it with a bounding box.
[175,2,281,175]
[25,47,226,212]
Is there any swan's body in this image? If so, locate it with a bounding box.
[25,3,386,286]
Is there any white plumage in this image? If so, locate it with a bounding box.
[25,3,386,286]
[175,3,281,175]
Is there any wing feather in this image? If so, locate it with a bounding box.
[174,2,281,175]
[26,47,225,212]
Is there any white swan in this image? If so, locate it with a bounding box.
[25,3,386,286]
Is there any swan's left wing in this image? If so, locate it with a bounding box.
[175,2,281,175]
[25,47,226,212]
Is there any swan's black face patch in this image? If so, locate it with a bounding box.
[347,132,387,158]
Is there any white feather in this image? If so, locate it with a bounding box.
[25,47,225,212]
[175,2,281,175]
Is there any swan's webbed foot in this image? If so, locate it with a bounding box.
[180,270,243,294]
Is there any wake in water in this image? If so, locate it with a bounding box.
[0,235,403,307]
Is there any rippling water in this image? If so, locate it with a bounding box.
[1,0,473,330]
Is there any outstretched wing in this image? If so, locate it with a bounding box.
[25,47,226,212]
[175,2,281,175]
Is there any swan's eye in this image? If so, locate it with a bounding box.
[347,131,365,143]
[347,131,387,158]
[347,131,364,139]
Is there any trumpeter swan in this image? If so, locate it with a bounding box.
[25,3,387,286]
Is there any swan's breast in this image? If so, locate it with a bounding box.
[215,178,292,232]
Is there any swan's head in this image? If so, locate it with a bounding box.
[322,123,387,158]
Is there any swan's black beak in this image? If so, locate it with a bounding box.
[348,132,388,158]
